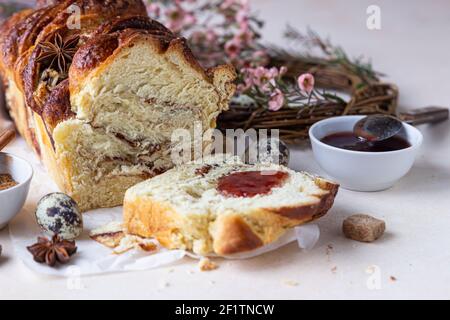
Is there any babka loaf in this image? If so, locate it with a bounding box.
[124,155,339,256]
[0,1,236,211]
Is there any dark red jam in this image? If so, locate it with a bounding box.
[320,132,411,152]
[217,171,289,198]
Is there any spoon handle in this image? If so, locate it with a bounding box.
[399,107,449,125]
[0,129,15,151]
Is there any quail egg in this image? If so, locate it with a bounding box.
[35,193,83,240]
[243,137,290,166]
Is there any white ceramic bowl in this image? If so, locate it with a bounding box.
[0,153,33,230]
[309,116,423,192]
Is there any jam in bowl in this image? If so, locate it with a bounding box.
[320,131,411,152]
[309,116,423,192]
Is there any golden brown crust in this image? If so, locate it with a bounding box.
[124,178,339,256]
[123,197,182,250]
[212,215,264,255]
[90,231,125,248]
[42,79,75,134]
[0,1,145,139]
[69,15,215,90]
[165,37,209,80]
[68,15,178,99]
[69,14,237,102]
[94,15,172,36]
[269,178,339,222]
[0,10,34,75]
[74,0,147,17]
[3,77,42,156]
[33,112,66,188]
[70,33,119,80]
[3,0,148,115]
[71,15,174,72]
[213,182,337,255]
[0,0,145,68]
[0,1,154,192]
[1,6,59,70]
[23,26,80,115]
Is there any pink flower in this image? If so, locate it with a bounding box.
[252,66,267,78]
[221,0,249,10]
[238,66,286,94]
[268,89,285,111]
[243,66,283,92]
[190,31,203,42]
[225,38,242,59]
[190,29,218,45]
[298,73,315,94]
[146,3,161,17]
[236,8,249,24]
[251,50,269,66]
[252,67,270,90]
[205,29,217,42]
[240,0,250,10]
[237,82,251,93]
[165,5,197,33]
[220,0,236,10]
[237,68,255,93]
[267,67,280,78]
[183,13,196,25]
[236,27,254,45]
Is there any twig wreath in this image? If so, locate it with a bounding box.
[0,0,399,143]
[218,27,398,143]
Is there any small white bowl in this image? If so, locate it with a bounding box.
[0,153,33,230]
[309,116,423,192]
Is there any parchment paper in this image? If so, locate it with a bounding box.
[9,205,320,277]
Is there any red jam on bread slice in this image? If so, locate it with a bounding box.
[217,171,289,198]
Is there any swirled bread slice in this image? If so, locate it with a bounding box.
[124,155,339,256]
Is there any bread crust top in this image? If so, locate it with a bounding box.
[0,0,236,139]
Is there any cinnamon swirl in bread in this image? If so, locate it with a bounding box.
[0,1,236,211]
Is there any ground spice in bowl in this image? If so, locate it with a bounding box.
[0,173,17,191]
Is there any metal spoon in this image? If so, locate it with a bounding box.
[354,114,403,142]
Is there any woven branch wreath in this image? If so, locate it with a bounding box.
[146,0,399,144]
[0,1,399,145]
[217,51,398,144]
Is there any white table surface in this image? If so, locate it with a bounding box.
[1,0,449,300]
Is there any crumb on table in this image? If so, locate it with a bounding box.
[283,280,299,287]
[198,258,219,272]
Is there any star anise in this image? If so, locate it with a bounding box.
[27,235,77,267]
[36,33,80,76]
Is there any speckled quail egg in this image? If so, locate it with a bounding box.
[243,137,290,166]
[35,193,83,240]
